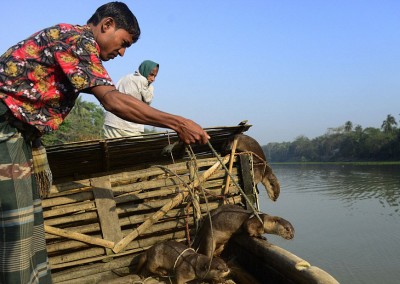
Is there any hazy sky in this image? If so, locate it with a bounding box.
[1,1,399,144]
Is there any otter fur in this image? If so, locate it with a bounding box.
[136,240,230,284]
[194,204,294,258]
[224,134,280,201]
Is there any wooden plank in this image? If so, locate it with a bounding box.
[91,176,123,253]
[239,154,257,207]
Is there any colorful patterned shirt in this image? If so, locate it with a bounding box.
[0,23,114,134]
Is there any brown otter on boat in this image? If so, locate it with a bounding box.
[194,204,294,258]
[224,134,280,201]
[136,240,230,284]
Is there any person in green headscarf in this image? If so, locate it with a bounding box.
[103,60,160,138]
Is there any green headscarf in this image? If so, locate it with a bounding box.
[138,60,159,78]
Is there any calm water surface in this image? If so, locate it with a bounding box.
[259,164,400,284]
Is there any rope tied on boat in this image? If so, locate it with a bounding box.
[173,247,196,271]
[182,145,216,279]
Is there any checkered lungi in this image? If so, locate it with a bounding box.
[0,102,52,283]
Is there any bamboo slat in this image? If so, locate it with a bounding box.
[43,201,96,218]
[51,253,140,282]
[45,225,114,249]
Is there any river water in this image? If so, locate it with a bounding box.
[258,164,400,284]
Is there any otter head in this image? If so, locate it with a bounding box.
[269,216,295,240]
[195,255,230,281]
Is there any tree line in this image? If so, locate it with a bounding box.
[42,97,399,163]
[263,115,400,162]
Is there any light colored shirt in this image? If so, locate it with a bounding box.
[103,71,154,133]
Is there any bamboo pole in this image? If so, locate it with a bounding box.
[109,157,221,184]
[112,154,231,253]
[42,191,93,208]
[50,247,106,267]
[44,211,97,227]
[45,225,114,249]
[224,136,238,194]
[51,253,139,282]
[43,201,96,218]
[45,222,101,241]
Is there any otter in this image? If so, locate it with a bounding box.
[194,204,294,258]
[136,240,230,284]
[224,134,280,201]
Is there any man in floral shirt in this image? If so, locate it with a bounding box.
[0,2,209,283]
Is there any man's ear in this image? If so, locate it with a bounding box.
[101,17,115,32]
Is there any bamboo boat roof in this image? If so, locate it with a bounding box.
[47,123,251,181]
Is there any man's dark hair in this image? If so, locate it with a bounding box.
[87,2,140,43]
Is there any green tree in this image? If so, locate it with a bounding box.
[288,135,317,162]
[42,97,105,145]
[381,114,397,133]
[354,124,363,133]
[344,121,353,132]
[70,96,90,118]
[264,118,400,162]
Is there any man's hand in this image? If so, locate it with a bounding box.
[175,117,210,145]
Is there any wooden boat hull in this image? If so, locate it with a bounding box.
[225,235,339,284]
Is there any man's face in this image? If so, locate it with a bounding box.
[96,20,134,61]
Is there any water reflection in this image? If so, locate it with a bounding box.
[272,164,400,215]
[259,164,400,284]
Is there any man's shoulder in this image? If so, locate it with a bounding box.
[38,24,91,40]
[38,23,81,33]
